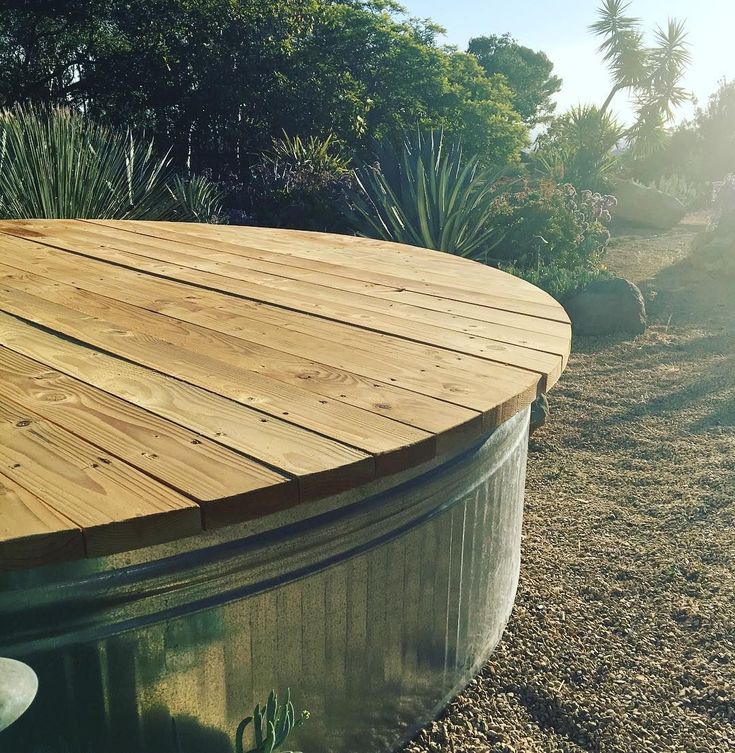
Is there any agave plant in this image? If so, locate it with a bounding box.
[235,689,309,753]
[0,104,223,221]
[347,130,507,261]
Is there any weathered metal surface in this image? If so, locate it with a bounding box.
[0,408,529,753]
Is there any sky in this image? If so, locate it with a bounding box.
[400,0,735,125]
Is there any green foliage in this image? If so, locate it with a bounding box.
[647,174,705,210]
[532,105,625,192]
[235,689,309,753]
[168,174,225,223]
[506,263,612,303]
[534,2,693,200]
[265,133,351,176]
[346,130,507,260]
[467,34,562,125]
[0,0,529,186]
[590,1,691,144]
[691,80,735,181]
[629,79,735,185]
[0,105,222,220]
[487,182,614,300]
[428,53,528,163]
[246,132,353,232]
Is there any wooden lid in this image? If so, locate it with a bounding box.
[0,220,570,570]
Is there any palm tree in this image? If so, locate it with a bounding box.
[590,0,691,124]
[591,0,646,114]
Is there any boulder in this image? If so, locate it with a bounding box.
[529,393,549,435]
[564,277,646,336]
[612,179,686,230]
[692,233,735,278]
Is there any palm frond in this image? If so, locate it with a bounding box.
[589,0,641,54]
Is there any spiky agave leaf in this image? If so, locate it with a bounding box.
[0,104,222,221]
[347,129,508,262]
[266,131,350,175]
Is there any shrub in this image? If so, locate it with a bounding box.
[486,181,614,300]
[346,129,507,261]
[531,105,625,192]
[711,174,735,236]
[244,132,353,232]
[646,174,708,210]
[0,105,223,221]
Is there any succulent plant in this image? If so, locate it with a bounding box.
[235,689,309,753]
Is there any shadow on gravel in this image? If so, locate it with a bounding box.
[513,686,604,753]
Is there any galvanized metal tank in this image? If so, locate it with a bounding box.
[0,407,529,753]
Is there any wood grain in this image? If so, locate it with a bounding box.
[0,264,483,448]
[0,283,436,472]
[0,236,548,399]
[0,224,565,377]
[0,346,297,528]
[0,471,84,571]
[0,220,571,568]
[52,221,571,359]
[0,313,374,500]
[0,395,201,557]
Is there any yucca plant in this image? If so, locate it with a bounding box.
[265,131,350,176]
[168,173,225,222]
[346,130,508,261]
[235,689,309,753]
[0,104,223,221]
[531,105,625,192]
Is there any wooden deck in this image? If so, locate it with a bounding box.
[0,220,570,570]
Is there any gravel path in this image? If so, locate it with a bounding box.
[401,219,735,752]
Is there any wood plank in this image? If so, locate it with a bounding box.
[89,220,572,334]
[0,283,436,474]
[156,296,541,428]
[0,346,297,528]
[0,395,201,557]
[101,220,570,321]
[0,472,84,571]
[0,264,483,451]
[0,219,572,566]
[64,221,570,358]
[0,235,547,401]
[0,225,564,377]
[0,313,374,501]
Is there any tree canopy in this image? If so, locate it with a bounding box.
[589,0,690,153]
[467,33,562,126]
[0,0,529,177]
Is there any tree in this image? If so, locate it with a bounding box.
[590,0,691,150]
[467,34,562,126]
[629,79,735,184]
[0,0,529,177]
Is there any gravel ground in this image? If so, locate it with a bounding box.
[401,218,735,753]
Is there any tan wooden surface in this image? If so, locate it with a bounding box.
[0,220,570,570]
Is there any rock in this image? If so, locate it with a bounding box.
[564,277,646,336]
[612,179,686,230]
[529,393,549,434]
[0,658,37,733]
[692,233,735,277]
